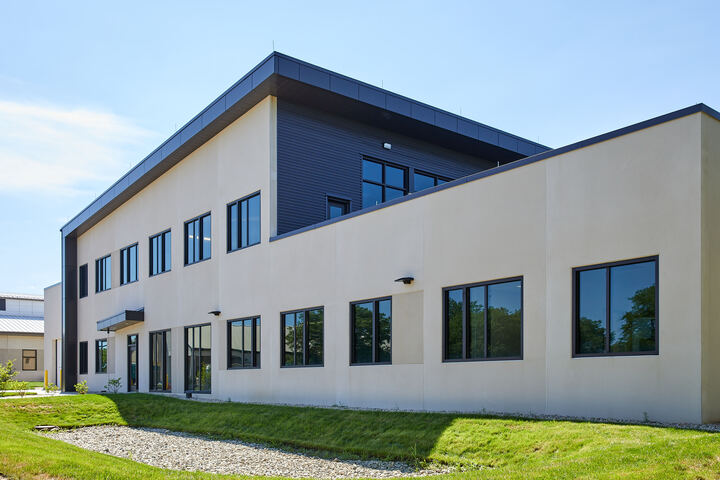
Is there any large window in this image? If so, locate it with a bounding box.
[228,317,260,369]
[412,171,450,192]
[120,244,138,285]
[184,213,211,265]
[281,308,323,367]
[22,349,37,371]
[443,277,523,361]
[362,158,407,208]
[79,341,88,375]
[227,192,260,252]
[351,297,392,365]
[574,257,658,357]
[79,264,88,298]
[150,330,172,392]
[149,230,171,276]
[95,339,108,373]
[185,324,211,392]
[95,255,111,293]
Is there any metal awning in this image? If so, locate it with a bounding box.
[97,309,144,332]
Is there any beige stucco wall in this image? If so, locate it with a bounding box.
[43,283,62,387]
[0,334,44,382]
[68,98,715,423]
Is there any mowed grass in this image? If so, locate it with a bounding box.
[0,394,719,480]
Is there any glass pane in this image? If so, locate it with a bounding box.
[385,165,405,188]
[241,199,249,248]
[242,319,253,366]
[200,325,211,391]
[229,203,238,251]
[185,328,193,390]
[186,222,195,263]
[284,313,295,366]
[362,182,383,208]
[468,286,486,358]
[362,159,382,183]
[413,172,435,192]
[164,331,171,391]
[229,321,243,368]
[577,268,607,354]
[130,246,137,282]
[202,215,211,260]
[487,281,522,358]
[437,178,447,185]
[295,311,305,365]
[353,302,373,363]
[445,289,463,359]
[376,300,391,363]
[385,187,404,202]
[254,318,261,367]
[151,237,158,275]
[307,309,323,365]
[150,334,159,390]
[248,194,260,246]
[328,201,346,219]
[104,257,111,290]
[610,261,656,353]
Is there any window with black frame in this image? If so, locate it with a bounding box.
[574,257,658,356]
[79,264,88,298]
[185,213,211,265]
[120,243,138,285]
[351,297,392,365]
[95,255,111,292]
[362,158,407,208]
[443,278,523,361]
[327,197,349,219]
[412,171,450,192]
[228,317,260,369]
[95,339,108,373]
[150,330,172,391]
[79,341,88,375]
[149,230,171,276]
[281,308,323,367]
[185,324,211,392]
[227,192,260,252]
[22,350,36,371]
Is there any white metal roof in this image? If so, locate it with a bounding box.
[0,293,44,301]
[0,315,44,334]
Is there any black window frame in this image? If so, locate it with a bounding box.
[127,334,138,392]
[184,212,212,266]
[227,191,261,253]
[21,349,37,371]
[149,229,172,277]
[184,323,211,393]
[95,255,111,293]
[350,296,393,365]
[95,338,108,373]
[362,157,408,208]
[79,264,88,298]
[0,298,4,311]
[149,329,172,392]
[326,195,350,220]
[227,316,261,369]
[280,306,324,368]
[572,256,659,358]
[119,243,138,286]
[79,341,88,375]
[411,169,451,192]
[442,276,524,362]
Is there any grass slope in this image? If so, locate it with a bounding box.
[0,394,719,479]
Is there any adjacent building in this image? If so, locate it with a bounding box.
[0,293,44,382]
[45,52,720,424]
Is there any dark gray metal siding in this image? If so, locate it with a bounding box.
[277,100,499,235]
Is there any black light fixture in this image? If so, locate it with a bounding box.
[395,276,414,285]
[208,310,221,316]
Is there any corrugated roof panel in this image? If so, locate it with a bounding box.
[0,316,44,334]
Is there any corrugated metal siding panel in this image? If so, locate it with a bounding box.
[276,100,496,235]
[0,316,44,334]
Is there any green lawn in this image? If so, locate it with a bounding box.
[0,394,719,479]
[26,381,45,388]
[0,391,36,397]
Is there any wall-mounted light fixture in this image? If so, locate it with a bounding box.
[208,310,221,316]
[383,142,392,150]
[394,276,414,285]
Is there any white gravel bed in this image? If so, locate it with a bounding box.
[43,425,451,478]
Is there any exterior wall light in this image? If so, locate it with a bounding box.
[383,142,392,150]
[395,276,414,285]
[208,310,221,316]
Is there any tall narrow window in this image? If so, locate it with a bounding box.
[79,341,88,375]
[412,171,450,192]
[120,244,138,285]
[351,297,392,364]
[149,230,171,276]
[79,264,88,298]
[184,213,211,265]
[95,255,111,293]
[95,339,108,373]
[443,277,523,361]
[362,158,407,208]
[127,334,138,392]
[185,324,211,392]
[227,317,261,369]
[0,298,4,311]
[281,308,323,367]
[150,330,172,391]
[227,192,261,252]
[22,350,37,371]
[574,257,658,356]
[327,197,350,219]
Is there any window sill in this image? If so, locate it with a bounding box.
[227,366,261,370]
[442,357,523,363]
[349,362,392,366]
[149,269,171,278]
[184,256,212,267]
[280,364,324,369]
[572,351,658,358]
[119,279,139,287]
[227,242,261,254]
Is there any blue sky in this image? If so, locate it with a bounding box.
[0,0,718,295]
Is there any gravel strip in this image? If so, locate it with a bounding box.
[44,425,451,478]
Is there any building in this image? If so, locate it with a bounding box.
[0,293,44,382]
[45,52,720,424]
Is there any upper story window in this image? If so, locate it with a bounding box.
[0,298,4,311]
[150,230,171,276]
[227,192,260,252]
[412,171,450,192]
[351,297,392,365]
[95,255,111,293]
[574,256,658,357]
[185,213,211,265]
[95,338,108,373]
[327,196,350,219]
[282,307,323,367]
[79,264,88,298]
[362,158,407,208]
[119,244,138,285]
[228,317,261,369]
[444,277,523,361]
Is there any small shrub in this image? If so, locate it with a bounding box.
[74,380,89,394]
[0,360,18,391]
[105,378,122,394]
[45,382,60,393]
[12,381,29,397]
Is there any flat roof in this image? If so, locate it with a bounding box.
[61,52,549,238]
[0,293,43,301]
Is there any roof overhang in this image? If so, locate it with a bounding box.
[97,309,144,332]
